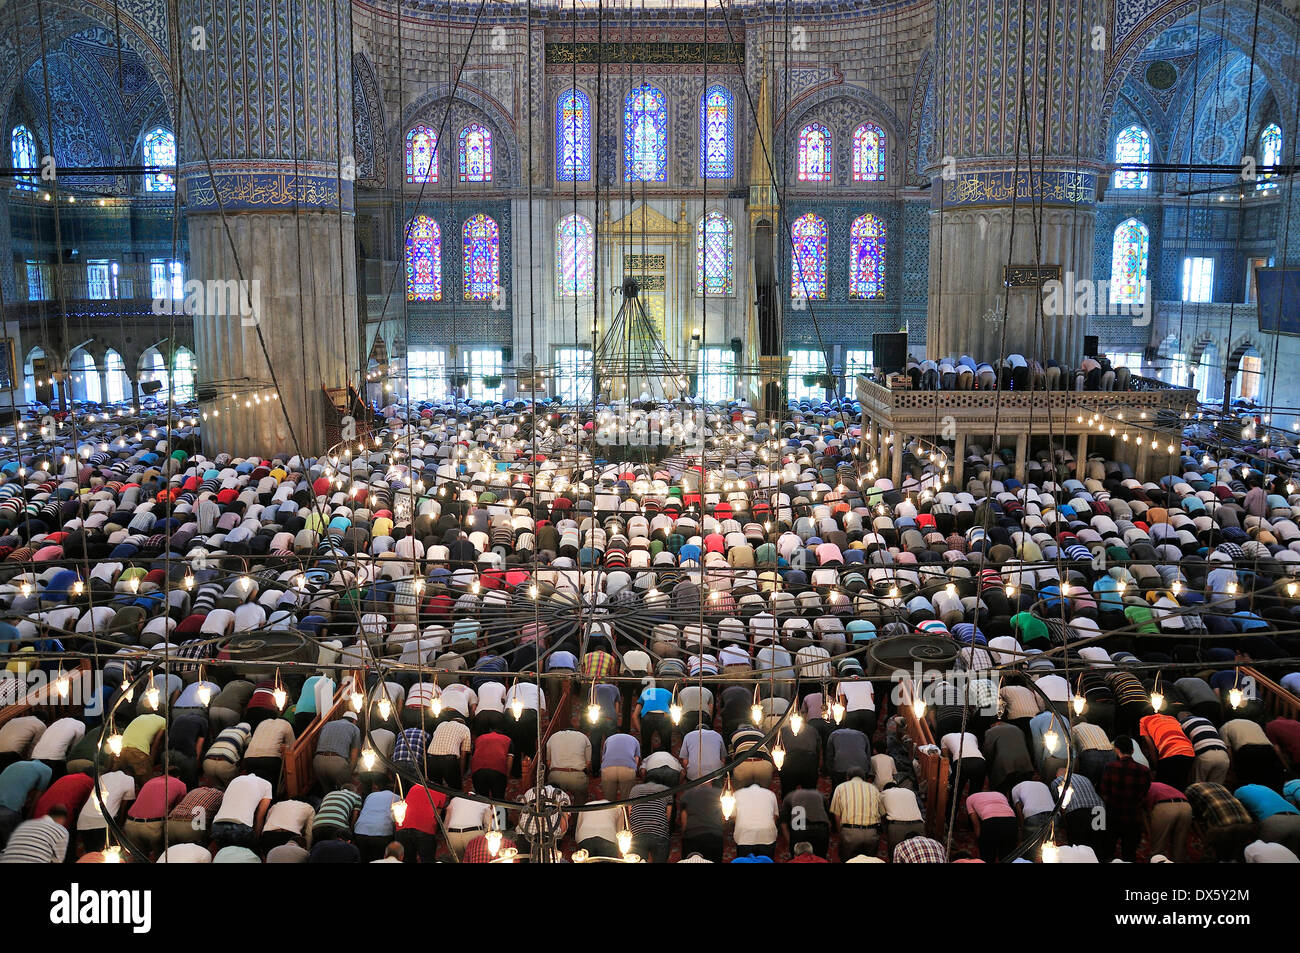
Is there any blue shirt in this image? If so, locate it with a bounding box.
[602,734,641,770]
[176,681,220,709]
[1029,710,1069,769]
[1284,779,1300,810]
[353,790,400,837]
[1233,784,1299,820]
[0,760,53,812]
[546,651,577,671]
[594,684,621,720]
[638,687,671,714]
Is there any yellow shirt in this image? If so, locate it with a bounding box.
[122,714,166,753]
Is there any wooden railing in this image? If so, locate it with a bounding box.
[0,660,92,729]
[1240,666,1300,721]
[283,673,358,798]
[521,680,573,791]
[896,677,949,840]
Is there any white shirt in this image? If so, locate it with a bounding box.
[1011,780,1055,818]
[77,772,136,830]
[881,787,923,822]
[1055,845,1099,863]
[477,681,507,713]
[157,843,211,863]
[440,683,478,717]
[1034,674,1070,703]
[733,784,778,845]
[1244,840,1299,863]
[444,797,492,830]
[940,732,984,761]
[263,800,315,836]
[870,753,896,789]
[214,775,273,827]
[837,680,875,712]
[30,717,86,760]
[503,682,540,713]
[574,799,622,844]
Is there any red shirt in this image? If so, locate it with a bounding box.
[1265,718,1300,762]
[128,776,188,820]
[470,731,512,775]
[398,785,448,835]
[788,853,830,863]
[34,773,95,827]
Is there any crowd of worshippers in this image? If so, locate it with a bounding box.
[0,395,1298,862]
[893,354,1170,393]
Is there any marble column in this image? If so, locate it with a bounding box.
[926,0,1107,366]
[180,0,357,457]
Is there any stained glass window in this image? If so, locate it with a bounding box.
[556,89,591,181]
[696,211,734,296]
[624,84,667,182]
[405,125,438,183]
[852,123,886,182]
[790,212,827,299]
[1110,218,1149,306]
[10,125,37,190]
[463,213,500,301]
[459,123,493,182]
[1258,123,1282,191]
[700,84,734,178]
[797,123,831,182]
[1113,125,1150,190]
[849,213,886,299]
[557,213,594,297]
[143,128,176,192]
[405,215,442,301]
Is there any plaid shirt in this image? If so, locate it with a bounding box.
[393,728,431,767]
[1186,782,1253,828]
[893,836,948,863]
[580,651,618,679]
[167,786,223,823]
[1098,755,1151,824]
[463,832,515,863]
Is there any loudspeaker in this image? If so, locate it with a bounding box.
[872,332,908,375]
[502,346,513,364]
[730,337,742,357]
[141,380,163,395]
[0,411,18,427]
[1084,335,1099,358]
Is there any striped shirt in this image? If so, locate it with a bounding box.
[313,789,363,832]
[204,724,251,764]
[1052,774,1103,812]
[1105,671,1149,707]
[627,782,672,839]
[1180,716,1228,755]
[829,777,883,826]
[1071,722,1112,753]
[428,721,471,757]
[1000,685,1040,720]
[0,815,68,863]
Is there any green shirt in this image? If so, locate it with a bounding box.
[122,714,167,753]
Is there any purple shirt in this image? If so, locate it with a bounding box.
[602,733,641,770]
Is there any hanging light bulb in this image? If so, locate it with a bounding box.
[1288,581,1298,598]
[1171,580,1182,596]
[511,695,525,720]
[1150,690,1165,712]
[485,828,503,857]
[54,674,69,699]
[1072,692,1086,716]
[772,744,786,769]
[120,678,134,703]
[183,574,195,590]
[350,688,364,712]
[751,702,764,725]
[430,694,443,717]
[1228,687,1244,710]
[391,799,407,825]
[361,747,377,771]
[1041,840,1059,864]
[616,827,633,856]
[197,683,212,707]
[102,845,122,864]
[669,701,682,725]
[377,696,393,721]
[106,733,124,756]
[720,779,736,821]
[1043,727,1060,753]
[19,581,32,598]
[832,699,845,723]
[144,677,161,711]
[1005,584,1017,598]
[273,684,288,710]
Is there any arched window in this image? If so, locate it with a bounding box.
[1113,125,1151,190]
[68,349,101,404]
[10,125,37,190]
[104,349,127,404]
[624,84,667,182]
[557,213,594,297]
[852,123,886,182]
[699,84,734,179]
[1110,218,1149,306]
[172,347,197,402]
[138,347,169,398]
[404,214,442,301]
[848,213,886,299]
[459,123,493,182]
[143,128,176,192]
[1258,123,1282,191]
[22,346,44,405]
[797,123,832,182]
[463,214,500,301]
[556,89,591,181]
[405,125,438,184]
[790,212,827,299]
[696,211,734,296]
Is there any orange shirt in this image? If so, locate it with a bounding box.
[1140,714,1195,759]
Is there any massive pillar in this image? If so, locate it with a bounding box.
[180,0,357,457]
[927,0,1106,366]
